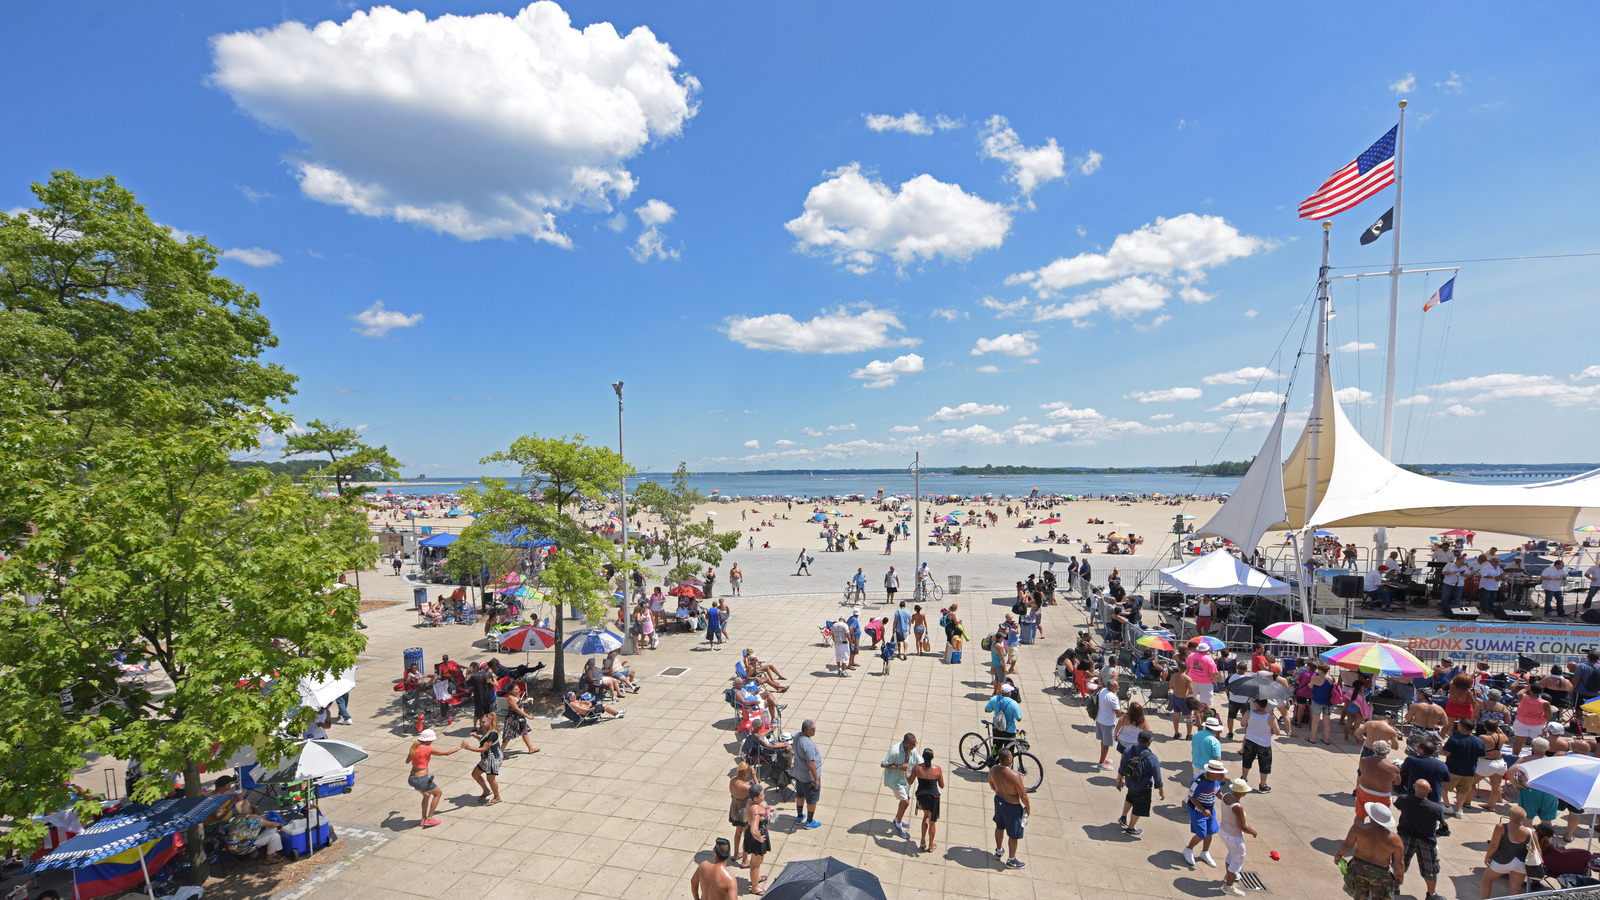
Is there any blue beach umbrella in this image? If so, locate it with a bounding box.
[562,628,625,655]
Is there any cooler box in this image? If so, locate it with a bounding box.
[314,770,355,798]
[277,809,333,858]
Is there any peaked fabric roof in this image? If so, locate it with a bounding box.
[1159,549,1290,596]
[1195,404,1288,551]
[1279,361,1600,541]
[24,796,229,872]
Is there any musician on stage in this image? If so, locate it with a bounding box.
[1439,553,1465,615]
[1478,554,1504,617]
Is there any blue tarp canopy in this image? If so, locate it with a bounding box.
[24,795,229,874]
[811,513,828,522]
[417,532,458,548]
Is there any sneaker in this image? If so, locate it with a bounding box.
[614,709,627,719]
[1182,847,1194,867]
[895,822,911,839]
[1256,785,1272,794]
[1097,762,1113,770]
[1005,858,1027,869]
[1452,808,1463,819]
[1123,826,1143,836]
[804,819,822,829]
[1225,885,1246,896]
[1200,851,1217,868]
[420,817,442,827]
[1118,815,1128,827]
[995,846,1006,861]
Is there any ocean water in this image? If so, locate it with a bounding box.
[372,471,1243,500]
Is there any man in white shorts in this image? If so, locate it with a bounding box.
[880,733,918,840]
[1218,779,1258,896]
[831,618,852,677]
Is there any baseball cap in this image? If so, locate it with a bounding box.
[418,729,437,742]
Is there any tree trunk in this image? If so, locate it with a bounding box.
[180,760,210,884]
[549,598,565,693]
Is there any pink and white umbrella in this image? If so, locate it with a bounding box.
[497,624,556,652]
[1263,622,1337,646]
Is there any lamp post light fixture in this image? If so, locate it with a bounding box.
[613,382,635,654]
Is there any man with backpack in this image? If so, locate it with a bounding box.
[1116,730,1165,837]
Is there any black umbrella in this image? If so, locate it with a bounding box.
[765,856,887,900]
[1227,675,1292,704]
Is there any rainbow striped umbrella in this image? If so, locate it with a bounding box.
[1187,636,1225,651]
[1263,622,1337,646]
[1136,635,1176,652]
[1320,642,1428,676]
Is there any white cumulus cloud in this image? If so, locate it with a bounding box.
[979,115,1066,200]
[724,307,918,354]
[1432,373,1600,407]
[1149,413,1174,420]
[351,300,423,337]
[849,353,924,389]
[975,365,1001,374]
[929,307,966,321]
[1395,394,1432,406]
[865,111,931,134]
[223,247,282,266]
[1203,366,1282,386]
[1127,386,1202,404]
[1443,403,1484,417]
[1210,390,1284,411]
[209,3,699,244]
[1580,365,1600,379]
[1079,150,1103,175]
[1390,74,1416,94]
[631,198,678,262]
[1008,213,1269,323]
[927,402,1009,422]
[980,296,1029,317]
[784,163,1010,273]
[971,332,1039,357]
[1334,387,1374,405]
[889,425,920,433]
[743,439,760,448]
[773,439,797,447]
[801,427,824,437]
[827,423,857,432]
[1339,340,1377,353]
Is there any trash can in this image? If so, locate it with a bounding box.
[1020,615,1038,645]
[403,646,424,676]
[948,575,962,594]
[412,586,428,611]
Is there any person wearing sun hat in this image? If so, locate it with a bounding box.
[404,728,461,827]
[1182,759,1228,868]
[1191,715,1224,784]
[1218,779,1258,897]
[1334,802,1405,900]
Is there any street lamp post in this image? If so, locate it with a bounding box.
[910,452,924,600]
[613,381,635,654]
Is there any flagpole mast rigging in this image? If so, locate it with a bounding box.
[1300,221,1332,622]
[1375,99,1407,561]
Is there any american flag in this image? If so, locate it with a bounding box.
[1298,126,1397,220]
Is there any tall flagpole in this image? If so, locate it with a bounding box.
[1300,222,1332,622]
[1375,99,1407,560]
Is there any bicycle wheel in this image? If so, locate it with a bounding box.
[1011,751,1045,793]
[931,584,944,601]
[958,732,990,770]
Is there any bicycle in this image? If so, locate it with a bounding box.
[913,580,943,603]
[958,720,1043,793]
[843,581,867,602]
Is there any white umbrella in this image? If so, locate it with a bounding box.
[298,668,358,709]
[1514,755,1600,850]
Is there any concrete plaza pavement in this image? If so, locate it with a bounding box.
[314,544,1511,899]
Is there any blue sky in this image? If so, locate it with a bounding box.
[6,2,1597,475]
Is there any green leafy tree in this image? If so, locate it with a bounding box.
[443,525,526,610]
[635,462,741,582]
[465,434,630,692]
[0,395,369,874]
[282,418,401,499]
[0,171,295,441]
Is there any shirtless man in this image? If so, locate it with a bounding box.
[690,837,738,900]
[1405,696,1447,742]
[1353,717,1401,761]
[1355,741,1402,824]
[1333,803,1405,900]
[1170,661,1197,739]
[989,749,1031,869]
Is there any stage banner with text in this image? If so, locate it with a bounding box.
[1360,619,1600,666]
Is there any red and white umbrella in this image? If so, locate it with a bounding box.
[1263,621,1337,646]
[497,624,556,652]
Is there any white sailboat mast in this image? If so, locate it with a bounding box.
[1300,221,1332,621]
[1376,100,1407,558]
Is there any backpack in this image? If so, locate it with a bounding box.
[1085,688,1100,721]
[1119,747,1157,789]
[981,635,994,651]
[1329,681,1348,708]
[1585,664,1600,695]
[1012,600,1027,616]
[938,613,949,628]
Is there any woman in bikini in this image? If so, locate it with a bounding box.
[910,605,930,656]
[728,762,753,867]
[404,729,460,827]
[744,785,772,895]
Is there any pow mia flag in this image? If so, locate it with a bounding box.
[1359,207,1394,246]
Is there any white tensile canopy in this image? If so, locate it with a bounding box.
[1279,363,1600,542]
[1195,405,1288,551]
[1159,549,1291,596]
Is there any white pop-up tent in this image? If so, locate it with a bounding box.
[1159,549,1291,596]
